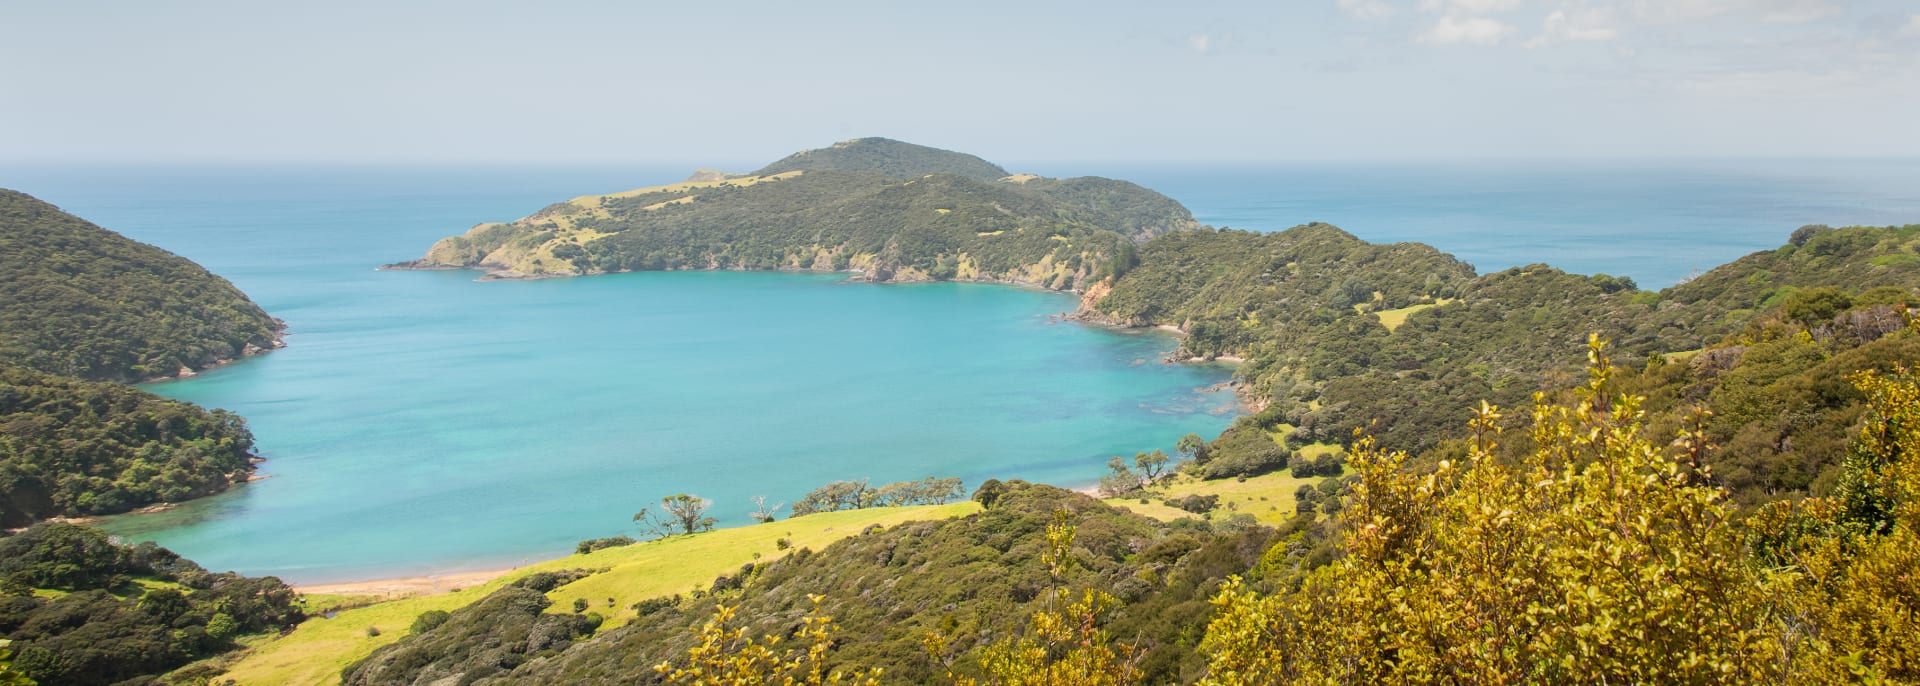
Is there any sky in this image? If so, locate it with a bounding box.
[3,0,1918,164]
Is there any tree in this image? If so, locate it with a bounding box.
[1133,450,1170,483]
[634,494,716,538]
[1175,433,1210,466]
[748,495,783,524]
[1096,457,1144,497]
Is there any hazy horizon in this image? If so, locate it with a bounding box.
[5,0,1917,165]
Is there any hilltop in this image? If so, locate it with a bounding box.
[389,139,1198,289]
[749,137,1010,181]
[0,189,282,383]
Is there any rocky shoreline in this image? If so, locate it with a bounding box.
[141,321,290,383]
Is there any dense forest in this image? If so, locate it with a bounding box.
[394,139,1197,289]
[0,190,275,525]
[0,189,281,383]
[0,364,258,525]
[1104,224,1920,503]
[0,523,304,686]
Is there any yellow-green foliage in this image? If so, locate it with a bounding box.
[222,503,974,686]
[1202,337,1789,684]
[959,511,1140,686]
[1748,366,1920,683]
[0,639,32,686]
[655,597,881,686]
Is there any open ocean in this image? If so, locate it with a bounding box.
[4,158,1918,582]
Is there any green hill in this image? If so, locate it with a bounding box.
[0,363,260,525]
[0,523,304,686]
[0,189,282,383]
[336,483,1265,685]
[749,137,1009,180]
[0,189,283,524]
[392,140,1197,289]
[1089,223,1920,463]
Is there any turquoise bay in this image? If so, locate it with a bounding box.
[6,165,1237,583]
[108,270,1231,583]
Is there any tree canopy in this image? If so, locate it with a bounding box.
[0,189,281,383]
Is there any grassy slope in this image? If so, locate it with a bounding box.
[1106,468,1341,526]
[223,503,977,686]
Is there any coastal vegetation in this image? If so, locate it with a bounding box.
[789,477,966,517]
[0,189,280,383]
[0,364,259,525]
[219,504,978,686]
[1110,223,1920,505]
[0,189,278,525]
[0,523,303,686]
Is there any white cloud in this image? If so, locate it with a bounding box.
[1525,7,1619,47]
[1418,15,1516,45]
[1337,0,1397,21]
[1419,0,1528,12]
[1901,14,1920,39]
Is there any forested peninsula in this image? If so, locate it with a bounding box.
[1,189,279,524]
[388,138,1196,288]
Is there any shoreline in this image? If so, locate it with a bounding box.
[291,566,520,597]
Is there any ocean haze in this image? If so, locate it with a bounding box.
[3,1,1916,163]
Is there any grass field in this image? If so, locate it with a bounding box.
[1105,468,1343,526]
[221,502,978,686]
[1372,298,1455,332]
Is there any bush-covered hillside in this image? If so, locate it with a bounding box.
[0,364,259,525]
[749,138,1011,181]
[345,482,1285,685]
[1098,224,1920,461]
[396,141,1198,289]
[0,523,304,686]
[0,189,281,383]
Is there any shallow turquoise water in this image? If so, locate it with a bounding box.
[3,166,1238,582]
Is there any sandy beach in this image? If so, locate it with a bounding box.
[292,567,515,598]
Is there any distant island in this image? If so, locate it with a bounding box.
[385,137,1197,289]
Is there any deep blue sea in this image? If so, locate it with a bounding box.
[4,159,1918,582]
